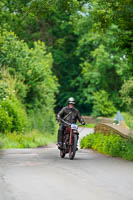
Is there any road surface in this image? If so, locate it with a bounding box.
[0,128,133,200]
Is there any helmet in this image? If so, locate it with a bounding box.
[68,97,75,104]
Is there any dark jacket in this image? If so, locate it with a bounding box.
[57,106,85,125]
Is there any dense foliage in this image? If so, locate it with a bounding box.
[0,70,28,133]
[89,0,133,62]
[92,90,116,117]
[0,97,28,133]
[0,0,132,135]
[80,133,133,161]
[122,112,133,131]
[120,79,133,114]
[0,31,58,134]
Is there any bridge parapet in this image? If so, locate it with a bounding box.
[83,116,113,124]
[94,123,133,139]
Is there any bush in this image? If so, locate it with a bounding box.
[0,97,28,133]
[0,82,10,101]
[0,106,12,133]
[80,133,133,161]
[0,69,29,133]
[120,78,133,114]
[0,31,58,134]
[28,108,58,135]
[0,31,58,109]
[122,112,133,131]
[92,90,116,117]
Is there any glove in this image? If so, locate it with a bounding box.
[56,115,61,122]
[81,121,85,125]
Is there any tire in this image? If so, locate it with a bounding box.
[69,134,78,160]
[60,150,65,158]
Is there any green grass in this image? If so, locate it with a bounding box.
[78,123,96,128]
[80,133,133,161]
[0,130,57,149]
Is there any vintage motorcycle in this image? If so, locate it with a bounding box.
[59,119,79,160]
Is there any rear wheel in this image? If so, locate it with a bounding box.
[69,134,78,160]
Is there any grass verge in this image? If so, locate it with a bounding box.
[0,130,57,149]
[80,133,133,161]
[78,123,95,128]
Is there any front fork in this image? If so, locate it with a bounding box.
[69,128,73,146]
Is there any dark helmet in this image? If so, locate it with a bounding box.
[68,97,75,104]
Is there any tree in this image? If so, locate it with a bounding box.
[71,14,131,112]
[92,90,116,117]
[89,0,133,62]
[0,0,89,112]
[120,78,133,114]
[0,31,58,133]
[0,0,132,115]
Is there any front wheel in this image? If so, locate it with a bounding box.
[69,134,78,160]
[60,150,65,158]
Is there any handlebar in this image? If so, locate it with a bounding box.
[59,119,85,126]
[60,119,72,126]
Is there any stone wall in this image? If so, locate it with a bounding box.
[83,116,113,124]
[94,123,133,139]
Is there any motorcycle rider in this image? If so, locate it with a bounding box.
[57,97,85,148]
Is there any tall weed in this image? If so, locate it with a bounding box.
[0,131,57,149]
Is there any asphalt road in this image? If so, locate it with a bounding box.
[0,128,133,200]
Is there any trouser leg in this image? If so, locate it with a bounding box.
[58,125,65,144]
